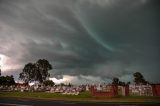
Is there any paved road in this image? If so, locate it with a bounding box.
[0,97,159,106]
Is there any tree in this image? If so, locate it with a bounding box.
[68,83,72,87]
[118,81,126,86]
[126,81,131,85]
[6,75,15,85]
[19,59,52,83]
[112,77,127,86]
[133,72,147,84]
[0,57,1,76]
[36,59,52,82]
[60,83,65,86]
[19,63,37,83]
[0,68,1,76]
[0,75,15,86]
[43,80,55,86]
[112,77,119,85]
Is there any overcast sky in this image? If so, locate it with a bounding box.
[0,0,160,84]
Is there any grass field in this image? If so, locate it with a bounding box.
[0,91,160,103]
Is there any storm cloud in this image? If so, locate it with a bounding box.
[0,0,160,83]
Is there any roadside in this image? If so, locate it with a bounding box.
[0,91,160,103]
[0,97,159,106]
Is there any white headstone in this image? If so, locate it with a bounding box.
[86,85,89,91]
[97,84,101,91]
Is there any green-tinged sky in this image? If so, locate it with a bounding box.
[0,0,159,84]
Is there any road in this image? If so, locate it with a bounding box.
[0,97,159,106]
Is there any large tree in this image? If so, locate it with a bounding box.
[36,59,52,82]
[19,63,37,83]
[133,72,147,84]
[19,59,52,83]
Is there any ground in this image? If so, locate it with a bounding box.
[0,91,160,103]
[0,97,159,106]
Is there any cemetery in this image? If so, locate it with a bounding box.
[129,84,153,96]
[0,82,84,96]
[0,62,160,100]
[0,81,160,103]
[89,84,160,97]
[0,82,160,97]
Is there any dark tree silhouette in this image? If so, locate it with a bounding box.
[19,63,37,83]
[133,72,147,84]
[0,57,1,76]
[112,77,119,85]
[0,68,1,76]
[0,75,15,85]
[112,77,126,86]
[36,59,52,82]
[19,59,52,83]
[43,80,55,86]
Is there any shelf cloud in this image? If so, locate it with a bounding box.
[0,0,160,83]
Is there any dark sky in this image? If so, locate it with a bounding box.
[0,0,160,84]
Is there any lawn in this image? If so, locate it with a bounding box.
[0,91,160,103]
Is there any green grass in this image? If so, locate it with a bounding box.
[0,91,160,103]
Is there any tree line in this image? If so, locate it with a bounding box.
[112,72,149,86]
[0,75,15,86]
[0,67,15,86]
[0,58,157,86]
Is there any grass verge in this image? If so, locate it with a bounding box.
[0,91,160,103]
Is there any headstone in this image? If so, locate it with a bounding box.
[86,85,89,91]
[97,84,101,91]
